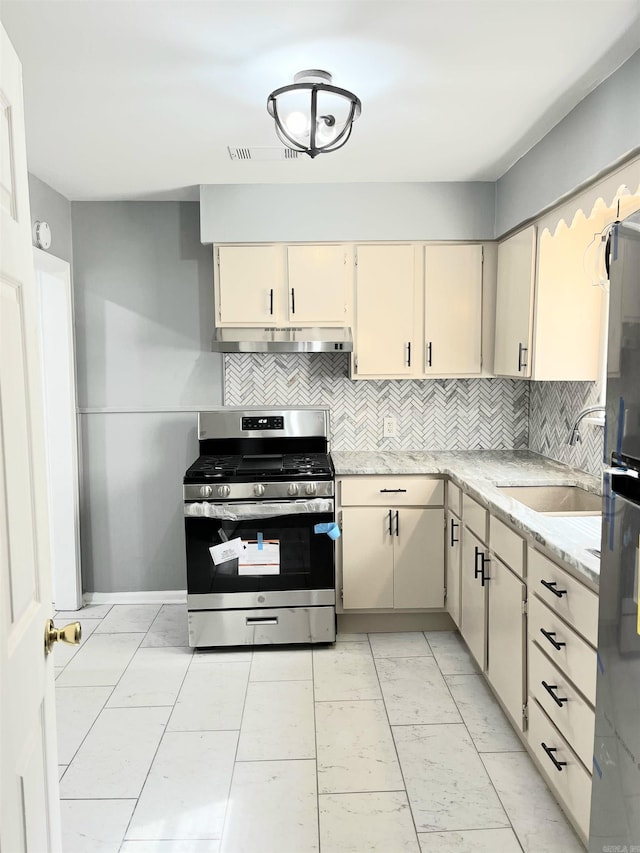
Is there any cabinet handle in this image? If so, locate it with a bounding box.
[406,341,411,367]
[474,546,482,578]
[474,547,490,586]
[450,518,459,547]
[269,288,274,315]
[388,509,393,536]
[291,287,296,314]
[426,341,432,367]
[540,628,566,651]
[246,616,278,626]
[379,488,407,493]
[518,342,528,372]
[395,510,399,537]
[541,680,568,708]
[541,742,567,772]
[540,579,567,598]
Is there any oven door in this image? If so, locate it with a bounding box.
[184,498,336,601]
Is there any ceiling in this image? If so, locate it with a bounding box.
[3,0,640,201]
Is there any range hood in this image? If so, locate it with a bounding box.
[211,326,353,353]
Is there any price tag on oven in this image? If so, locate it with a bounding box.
[209,537,244,565]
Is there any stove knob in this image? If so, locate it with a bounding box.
[217,485,231,498]
[200,485,213,498]
[287,483,299,497]
[305,483,317,496]
[254,484,265,497]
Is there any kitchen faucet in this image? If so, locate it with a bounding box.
[566,405,606,446]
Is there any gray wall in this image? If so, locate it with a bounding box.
[72,201,223,592]
[28,172,73,263]
[200,182,496,243]
[496,49,640,236]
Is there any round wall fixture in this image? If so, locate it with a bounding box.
[33,220,52,250]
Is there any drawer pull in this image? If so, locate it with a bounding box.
[246,617,278,626]
[540,628,566,651]
[540,579,567,598]
[541,742,567,771]
[450,518,459,547]
[379,489,407,493]
[541,680,568,707]
[395,510,399,538]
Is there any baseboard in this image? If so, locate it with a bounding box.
[337,611,454,633]
[84,590,187,605]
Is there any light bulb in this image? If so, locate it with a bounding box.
[284,111,309,137]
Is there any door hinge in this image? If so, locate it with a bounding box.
[340,587,344,601]
[354,356,358,373]
[481,245,484,263]
[216,248,220,265]
[338,511,343,530]
[522,702,528,723]
[521,599,528,615]
[354,252,358,267]
[443,587,447,603]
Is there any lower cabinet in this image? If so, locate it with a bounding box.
[460,526,488,668]
[341,506,444,610]
[486,557,526,729]
[445,510,461,627]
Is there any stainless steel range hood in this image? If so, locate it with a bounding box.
[211,327,353,353]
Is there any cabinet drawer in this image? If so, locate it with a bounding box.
[340,476,444,507]
[529,596,597,703]
[462,493,487,542]
[489,516,524,578]
[528,548,598,644]
[529,639,595,771]
[447,482,461,516]
[528,699,592,841]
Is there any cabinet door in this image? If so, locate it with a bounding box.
[342,507,394,609]
[446,512,461,627]
[460,526,487,669]
[393,508,444,609]
[486,557,526,730]
[217,245,283,323]
[424,245,482,375]
[355,245,415,376]
[493,226,536,377]
[287,245,347,323]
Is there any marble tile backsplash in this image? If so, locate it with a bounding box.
[224,354,529,452]
[528,381,604,478]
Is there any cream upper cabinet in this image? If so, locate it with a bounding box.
[217,245,284,324]
[493,226,536,377]
[424,244,483,375]
[354,244,417,376]
[286,245,348,323]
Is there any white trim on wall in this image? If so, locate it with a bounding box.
[84,590,187,605]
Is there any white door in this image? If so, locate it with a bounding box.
[424,244,483,375]
[0,24,62,852]
[493,226,536,377]
[286,245,347,323]
[217,245,284,323]
[355,245,415,376]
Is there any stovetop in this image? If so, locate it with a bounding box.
[184,452,334,484]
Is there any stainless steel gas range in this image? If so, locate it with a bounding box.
[183,408,336,647]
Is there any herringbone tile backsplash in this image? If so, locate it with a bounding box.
[529,381,604,477]
[224,354,529,452]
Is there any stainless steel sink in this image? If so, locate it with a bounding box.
[497,485,602,516]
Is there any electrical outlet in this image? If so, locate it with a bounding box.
[383,417,397,438]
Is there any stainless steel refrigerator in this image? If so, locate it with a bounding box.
[590,209,640,851]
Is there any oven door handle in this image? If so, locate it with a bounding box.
[246,616,279,626]
[184,499,334,519]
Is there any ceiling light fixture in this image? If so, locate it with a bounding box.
[267,69,361,158]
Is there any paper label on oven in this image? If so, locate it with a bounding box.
[209,537,244,566]
[239,539,280,575]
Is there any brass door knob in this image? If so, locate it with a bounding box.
[44,619,82,655]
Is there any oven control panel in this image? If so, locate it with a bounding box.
[242,416,284,431]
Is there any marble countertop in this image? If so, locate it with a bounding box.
[331,450,601,589]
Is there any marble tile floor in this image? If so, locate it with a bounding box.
[54,606,585,853]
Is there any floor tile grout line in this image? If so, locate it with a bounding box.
[311,645,322,853]
[368,633,421,848]
[57,682,118,771]
[217,647,252,849]
[429,631,526,852]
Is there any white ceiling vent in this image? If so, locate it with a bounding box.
[227,146,302,161]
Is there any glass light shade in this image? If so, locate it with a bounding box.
[267,70,361,158]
